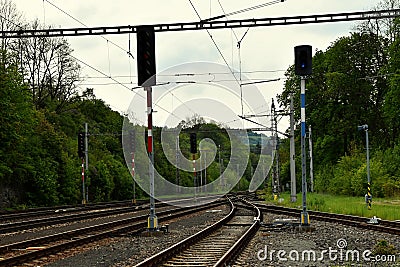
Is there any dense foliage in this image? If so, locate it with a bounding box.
[0,51,137,207]
[277,14,400,198]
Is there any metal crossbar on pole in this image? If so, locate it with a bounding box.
[1,9,399,38]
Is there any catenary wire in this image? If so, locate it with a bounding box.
[39,1,270,125]
[43,0,133,57]
[70,54,185,122]
[203,0,286,22]
[188,0,240,87]
[41,1,198,124]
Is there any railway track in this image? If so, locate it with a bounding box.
[135,196,262,267]
[0,199,227,267]
[0,196,222,234]
[254,202,400,235]
[0,200,142,222]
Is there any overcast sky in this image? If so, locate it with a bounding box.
[12,0,383,132]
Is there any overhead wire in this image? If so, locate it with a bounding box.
[70,54,185,122]
[1,3,183,124]
[44,1,202,125]
[40,1,287,128]
[188,0,240,87]
[41,1,194,124]
[82,69,286,79]
[189,0,286,119]
[43,0,132,57]
[216,0,244,116]
[203,0,286,22]
[79,77,285,86]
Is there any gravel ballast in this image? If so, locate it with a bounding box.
[31,205,399,267]
[44,205,230,267]
[233,212,400,267]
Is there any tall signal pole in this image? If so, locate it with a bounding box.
[137,26,157,231]
[146,86,157,230]
[295,45,312,226]
[300,78,309,225]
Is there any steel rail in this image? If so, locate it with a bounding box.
[0,195,222,234]
[134,197,236,267]
[213,197,262,267]
[257,203,400,235]
[0,205,140,234]
[0,199,227,266]
[1,9,399,38]
[0,200,142,221]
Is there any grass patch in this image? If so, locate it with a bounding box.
[262,192,400,221]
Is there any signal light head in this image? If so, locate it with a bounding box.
[137,26,156,87]
[294,45,312,76]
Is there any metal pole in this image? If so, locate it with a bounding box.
[271,100,276,198]
[176,135,180,193]
[204,152,207,194]
[131,149,136,204]
[84,123,88,204]
[200,151,203,193]
[81,158,85,204]
[300,78,310,225]
[219,145,222,188]
[146,86,157,230]
[129,129,137,204]
[193,153,197,200]
[309,125,314,193]
[366,128,371,209]
[290,95,297,202]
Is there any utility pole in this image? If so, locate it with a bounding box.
[290,95,297,202]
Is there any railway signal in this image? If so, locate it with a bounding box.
[137,26,156,87]
[78,132,85,158]
[295,45,312,226]
[190,133,197,154]
[190,133,197,199]
[295,45,312,76]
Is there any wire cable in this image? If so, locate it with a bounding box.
[203,0,286,22]
[2,3,186,125]
[71,54,185,122]
[44,0,132,57]
[188,0,240,87]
